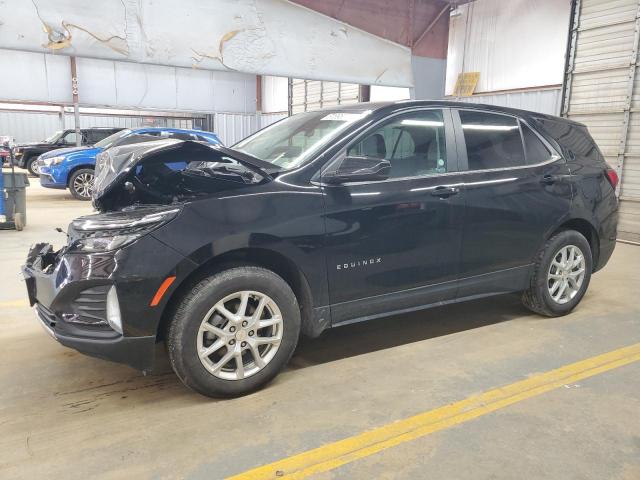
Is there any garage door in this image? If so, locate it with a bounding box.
[563,0,640,242]
[290,79,360,114]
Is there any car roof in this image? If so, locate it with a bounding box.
[316,100,581,127]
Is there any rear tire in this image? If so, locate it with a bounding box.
[522,230,592,317]
[26,157,38,176]
[167,266,301,397]
[68,168,95,200]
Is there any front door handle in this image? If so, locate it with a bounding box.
[431,186,460,198]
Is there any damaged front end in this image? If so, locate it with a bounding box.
[92,139,272,212]
[22,139,274,371]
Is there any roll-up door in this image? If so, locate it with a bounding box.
[563,0,640,241]
[290,79,361,115]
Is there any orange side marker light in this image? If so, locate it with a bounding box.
[150,276,176,306]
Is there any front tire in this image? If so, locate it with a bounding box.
[522,230,592,316]
[167,266,301,397]
[68,168,95,200]
[26,157,38,176]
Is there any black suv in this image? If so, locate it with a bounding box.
[14,127,122,175]
[23,102,618,397]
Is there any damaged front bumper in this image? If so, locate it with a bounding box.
[22,240,184,372]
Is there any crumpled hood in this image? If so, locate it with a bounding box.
[39,145,95,159]
[92,139,275,210]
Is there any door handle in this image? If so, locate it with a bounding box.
[541,174,564,185]
[431,186,460,198]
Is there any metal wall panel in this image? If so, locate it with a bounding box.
[446,87,562,116]
[212,112,287,146]
[564,0,640,240]
[445,0,571,94]
[0,111,61,143]
[0,109,205,143]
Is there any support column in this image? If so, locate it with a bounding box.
[409,4,450,100]
[70,57,81,147]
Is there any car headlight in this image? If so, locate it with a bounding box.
[69,206,181,253]
[43,155,65,166]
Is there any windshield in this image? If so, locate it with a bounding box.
[44,131,62,143]
[233,110,370,170]
[95,129,132,149]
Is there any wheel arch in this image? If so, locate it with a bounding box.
[66,164,95,187]
[547,218,600,270]
[157,247,316,342]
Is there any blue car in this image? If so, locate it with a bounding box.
[37,127,221,200]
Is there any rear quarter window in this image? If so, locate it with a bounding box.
[534,118,604,164]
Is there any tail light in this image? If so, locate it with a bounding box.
[605,165,619,190]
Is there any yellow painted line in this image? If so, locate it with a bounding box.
[0,299,28,308]
[228,342,640,480]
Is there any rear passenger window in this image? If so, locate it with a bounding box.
[522,124,551,164]
[459,111,525,170]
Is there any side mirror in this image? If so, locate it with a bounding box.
[324,156,391,184]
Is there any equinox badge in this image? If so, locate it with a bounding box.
[336,258,382,270]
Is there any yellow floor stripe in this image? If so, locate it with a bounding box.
[0,299,28,308]
[228,342,640,480]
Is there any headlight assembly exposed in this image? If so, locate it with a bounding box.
[69,206,181,252]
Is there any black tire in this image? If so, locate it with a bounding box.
[522,230,593,317]
[68,168,95,200]
[25,157,38,176]
[167,266,301,397]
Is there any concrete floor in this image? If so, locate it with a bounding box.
[1,177,640,479]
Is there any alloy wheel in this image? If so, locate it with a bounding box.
[547,244,586,305]
[196,290,283,380]
[73,172,94,199]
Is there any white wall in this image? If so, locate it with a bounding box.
[261,76,288,113]
[0,49,256,113]
[446,0,572,95]
[370,86,410,102]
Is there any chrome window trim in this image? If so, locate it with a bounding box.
[314,106,564,187]
[313,154,563,187]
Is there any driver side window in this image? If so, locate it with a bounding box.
[347,109,448,179]
[62,131,78,145]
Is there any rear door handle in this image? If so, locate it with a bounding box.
[541,174,566,185]
[431,186,460,198]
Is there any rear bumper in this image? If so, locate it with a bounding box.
[594,236,616,273]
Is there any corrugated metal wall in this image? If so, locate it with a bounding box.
[290,79,360,114]
[212,112,287,146]
[563,0,640,242]
[446,87,562,115]
[0,109,205,143]
[445,0,571,95]
[0,108,286,146]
